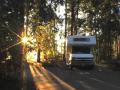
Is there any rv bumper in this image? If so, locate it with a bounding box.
[71,60,94,66]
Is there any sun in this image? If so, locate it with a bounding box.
[22,37,28,44]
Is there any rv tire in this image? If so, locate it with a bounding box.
[89,65,95,69]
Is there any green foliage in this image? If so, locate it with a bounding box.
[24,0,64,61]
[0,0,24,48]
[0,0,24,81]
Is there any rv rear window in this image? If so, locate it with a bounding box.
[72,46,90,54]
[73,38,90,41]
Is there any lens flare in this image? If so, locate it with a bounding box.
[22,37,28,44]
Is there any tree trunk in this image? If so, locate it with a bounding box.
[37,48,41,62]
[71,0,75,35]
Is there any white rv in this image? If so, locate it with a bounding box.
[65,35,96,68]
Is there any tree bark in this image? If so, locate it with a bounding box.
[37,48,41,62]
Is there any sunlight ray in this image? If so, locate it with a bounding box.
[6,27,22,39]
[1,41,22,52]
[47,70,76,90]
[1,23,22,39]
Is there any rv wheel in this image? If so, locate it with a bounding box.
[70,65,74,70]
[89,65,95,69]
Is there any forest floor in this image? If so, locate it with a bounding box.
[0,61,22,90]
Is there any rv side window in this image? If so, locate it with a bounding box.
[72,46,91,54]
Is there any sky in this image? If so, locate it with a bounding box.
[55,5,65,53]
